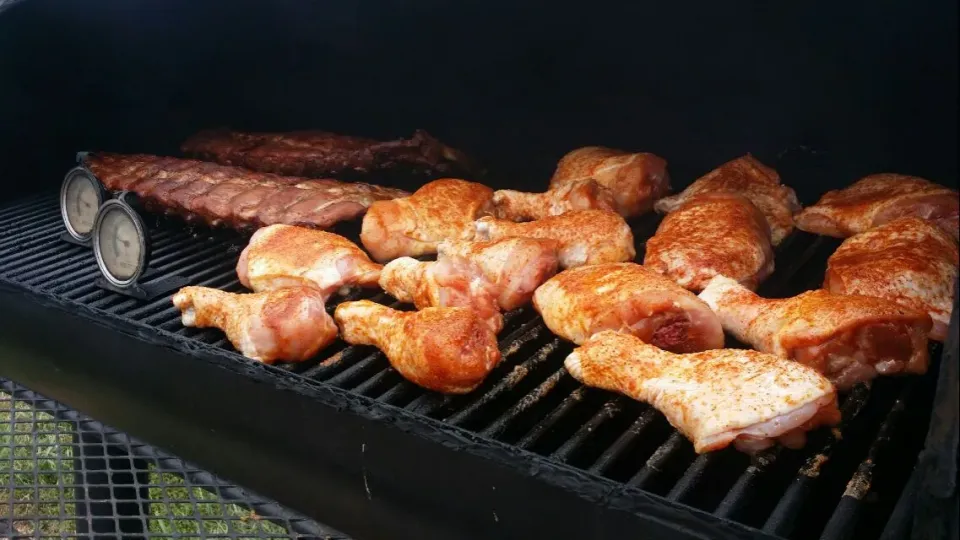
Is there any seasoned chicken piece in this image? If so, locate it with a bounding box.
[360,179,495,262]
[533,263,724,353]
[825,217,958,342]
[437,237,560,311]
[334,300,502,393]
[645,193,775,292]
[566,331,840,454]
[699,276,932,390]
[172,286,337,363]
[237,224,382,298]
[655,154,800,245]
[549,147,670,217]
[492,179,617,221]
[379,257,504,333]
[795,174,959,240]
[474,210,635,269]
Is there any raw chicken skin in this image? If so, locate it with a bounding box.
[549,147,670,217]
[795,174,959,240]
[566,331,840,454]
[379,257,504,333]
[825,217,958,341]
[360,179,495,261]
[334,300,502,394]
[237,224,382,298]
[474,209,635,269]
[172,286,337,363]
[644,193,775,292]
[655,154,800,245]
[533,263,724,353]
[492,179,617,221]
[437,237,560,311]
[699,276,932,390]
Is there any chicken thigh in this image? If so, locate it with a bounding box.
[699,276,932,390]
[360,179,495,261]
[825,217,958,341]
[549,147,670,217]
[237,224,382,297]
[795,174,959,240]
[533,263,724,352]
[437,237,560,311]
[566,331,840,454]
[644,193,775,291]
[655,154,800,245]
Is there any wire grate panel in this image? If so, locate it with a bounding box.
[0,378,348,539]
[0,193,943,540]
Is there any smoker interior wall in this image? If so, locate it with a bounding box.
[0,0,956,200]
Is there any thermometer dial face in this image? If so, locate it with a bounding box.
[60,168,106,240]
[93,200,149,287]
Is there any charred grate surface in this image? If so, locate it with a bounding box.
[0,377,346,539]
[0,193,941,539]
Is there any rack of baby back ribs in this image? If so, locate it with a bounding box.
[9,126,957,538]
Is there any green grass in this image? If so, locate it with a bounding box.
[1,392,288,537]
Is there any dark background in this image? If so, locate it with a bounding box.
[0,0,956,201]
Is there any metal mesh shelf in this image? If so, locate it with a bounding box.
[0,377,348,539]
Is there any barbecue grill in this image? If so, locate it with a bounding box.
[0,1,956,539]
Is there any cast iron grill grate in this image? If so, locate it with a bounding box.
[0,377,347,539]
[0,192,941,539]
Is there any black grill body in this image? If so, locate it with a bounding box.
[0,1,957,539]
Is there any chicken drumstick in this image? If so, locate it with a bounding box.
[334,300,502,394]
[172,286,338,363]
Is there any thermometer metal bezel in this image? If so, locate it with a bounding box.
[92,198,150,288]
[60,166,108,241]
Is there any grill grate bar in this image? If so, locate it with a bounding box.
[352,367,402,396]
[479,367,566,439]
[301,347,371,381]
[375,380,420,406]
[549,397,624,463]
[443,332,558,426]
[0,216,64,252]
[666,453,722,502]
[762,384,874,536]
[0,194,57,225]
[12,248,96,285]
[0,203,61,232]
[713,447,783,520]
[16,228,179,285]
[39,231,187,293]
[135,271,237,325]
[818,383,916,540]
[67,236,230,303]
[88,247,239,311]
[628,432,688,488]
[403,318,552,418]
[325,351,388,387]
[115,267,239,318]
[516,387,586,450]
[587,408,662,475]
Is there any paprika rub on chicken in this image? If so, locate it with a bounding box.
[534,263,724,353]
[566,331,840,454]
[699,276,932,390]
